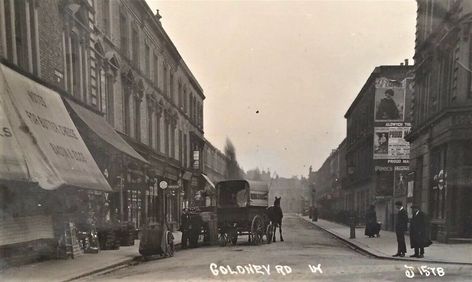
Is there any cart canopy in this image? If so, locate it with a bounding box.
[216,180,269,208]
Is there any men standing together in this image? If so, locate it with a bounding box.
[393,201,408,257]
[392,202,432,258]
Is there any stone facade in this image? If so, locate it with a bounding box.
[408,0,472,242]
[0,0,210,265]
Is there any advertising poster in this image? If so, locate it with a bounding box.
[375,167,394,197]
[374,77,406,122]
[373,127,410,159]
[394,166,409,196]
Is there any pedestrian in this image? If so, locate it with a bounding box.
[180,208,190,249]
[364,205,377,238]
[409,204,432,258]
[392,201,408,257]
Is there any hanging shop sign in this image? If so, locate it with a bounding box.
[159,180,168,189]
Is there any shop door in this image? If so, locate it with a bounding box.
[463,188,472,237]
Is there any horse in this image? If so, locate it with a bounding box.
[267,197,284,242]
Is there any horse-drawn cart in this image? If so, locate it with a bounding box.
[216,180,273,246]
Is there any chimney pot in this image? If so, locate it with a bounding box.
[404,59,409,66]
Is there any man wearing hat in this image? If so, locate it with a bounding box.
[409,204,432,258]
[393,201,408,257]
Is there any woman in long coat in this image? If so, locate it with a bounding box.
[365,205,377,238]
[409,205,432,257]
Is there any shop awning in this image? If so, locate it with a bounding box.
[0,63,111,191]
[65,98,149,165]
[201,173,216,193]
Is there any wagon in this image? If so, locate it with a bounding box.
[216,180,273,246]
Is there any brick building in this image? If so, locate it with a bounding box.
[312,141,345,220]
[344,65,413,231]
[0,0,206,264]
[407,0,472,242]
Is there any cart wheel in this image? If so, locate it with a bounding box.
[219,232,228,247]
[265,223,273,244]
[166,231,174,257]
[229,228,238,245]
[250,215,264,245]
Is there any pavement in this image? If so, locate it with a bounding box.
[0,231,182,282]
[299,215,472,265]
[83,214,472,281]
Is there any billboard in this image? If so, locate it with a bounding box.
[374,77,405,122]
[375,167,394,197]
[373,127,410,159]
[394,166,409,196]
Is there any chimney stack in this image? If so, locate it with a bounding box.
[155,9,162,21]
[404,59,409,66]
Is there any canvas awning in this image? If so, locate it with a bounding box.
[64,98,149,165]
[201,173,216,194]
[0,63,111,191]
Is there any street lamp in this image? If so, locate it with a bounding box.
[117,176,124,223]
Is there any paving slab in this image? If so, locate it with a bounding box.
[299,215,472,265]
[0,231,183,282]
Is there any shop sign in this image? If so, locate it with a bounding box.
[0,64,111,191]
[159,180,168,189]
[0,85,29,182]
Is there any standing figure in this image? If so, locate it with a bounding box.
[393,201,408,257]
[180,208,190,249]
[267,197,284,242]
[364,205,378,238]
[409,205,432,258]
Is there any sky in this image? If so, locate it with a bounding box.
[148,0,417,178]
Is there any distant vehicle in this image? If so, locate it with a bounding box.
[216,180,273,246]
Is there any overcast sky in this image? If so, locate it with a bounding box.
[148,0,416,178]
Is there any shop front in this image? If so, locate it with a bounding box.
[0,63,111,266]
[64,98,151,246]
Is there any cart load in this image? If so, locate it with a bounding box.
[216,180,273,246]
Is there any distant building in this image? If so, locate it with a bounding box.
[269,177,306,213]
[311,140,346,220]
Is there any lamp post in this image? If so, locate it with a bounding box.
[117,176,124,223]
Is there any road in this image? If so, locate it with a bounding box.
[84,214,472,281]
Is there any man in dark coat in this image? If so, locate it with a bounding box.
[393,201,408,257]
[409,205,432,258]
[376,89,400,120]
[180,208,190,249]
[364,205,378,238]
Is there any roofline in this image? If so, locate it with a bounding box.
[139,0,205,99]
[344,65,414,118]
